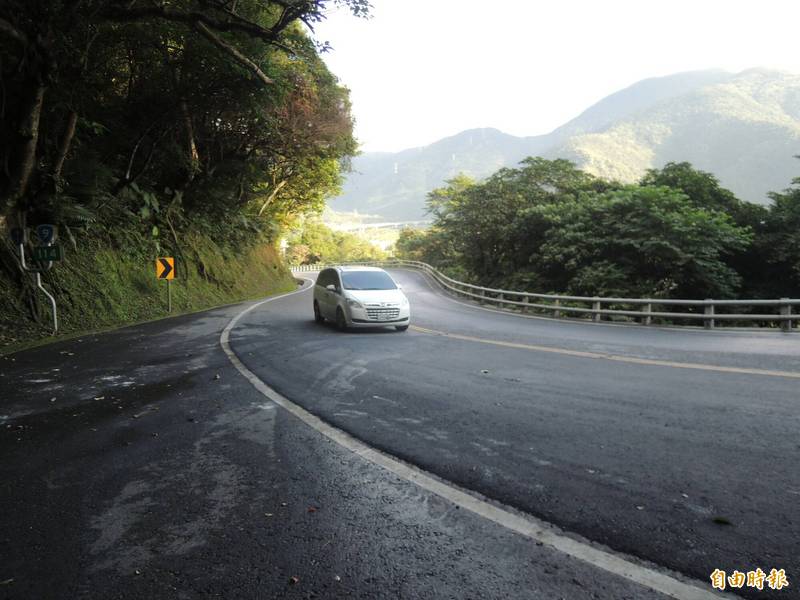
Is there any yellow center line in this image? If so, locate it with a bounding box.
[410,325,800,380]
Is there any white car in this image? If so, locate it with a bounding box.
[313,266,410,331]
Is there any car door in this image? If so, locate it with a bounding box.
[325,270,342,318]
[316,269,330,317]
[317,269,337,318]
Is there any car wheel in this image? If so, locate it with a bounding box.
[313,301,324,323]
[395,325,409,332]
[335,307,348,331]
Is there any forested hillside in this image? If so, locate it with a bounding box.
[551,69,800,203]
[397,159,800,301]
[0,0,367,347]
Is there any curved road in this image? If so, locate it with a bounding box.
[231,268,799,596]
[1,267,797,599]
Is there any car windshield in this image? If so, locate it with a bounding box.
[341,271,397,291]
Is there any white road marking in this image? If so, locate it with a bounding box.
[220,280,732,600]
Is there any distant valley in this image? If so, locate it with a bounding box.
[329,68,800,221]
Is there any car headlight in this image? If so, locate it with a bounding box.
[346,298,363,308]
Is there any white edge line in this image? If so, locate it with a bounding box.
[220,279,733,600]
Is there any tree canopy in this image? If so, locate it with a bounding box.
[397,159,798,299]
[0,0,367,243]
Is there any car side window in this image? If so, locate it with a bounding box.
[329,271,341,292]
[317,269,330,287]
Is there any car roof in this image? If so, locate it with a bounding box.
[335,265,385,272]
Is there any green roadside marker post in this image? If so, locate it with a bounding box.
[12,222,60,334]
[32,245,63,262]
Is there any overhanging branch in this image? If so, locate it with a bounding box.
[101,5,281,42]
[194,21,273,85]
[0,17,28,46]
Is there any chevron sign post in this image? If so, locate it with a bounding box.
[156,257,175,312]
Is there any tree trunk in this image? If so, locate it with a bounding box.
[8,82,46,204]
[52,110,78,181]
[180,97,199,168]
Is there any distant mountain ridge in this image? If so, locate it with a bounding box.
[329,68,800,221]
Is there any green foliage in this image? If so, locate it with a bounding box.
[396,158,800,300]
[286,220,387,264]
[536,186,751,298]
[0,229,294,351]
[759,173,800,296]
[641,162,759,226]
[0,0,365,338]
[1,0,362,235]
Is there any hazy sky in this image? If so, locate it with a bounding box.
[312,0,800,152]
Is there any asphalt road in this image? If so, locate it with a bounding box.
[1,268,798,599]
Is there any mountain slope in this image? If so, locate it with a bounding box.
[549,69,800,202]
[329,69,800,221]
[332,128,548,219]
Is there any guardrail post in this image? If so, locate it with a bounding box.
[553,299,561,318]
[704,301,715,329]
[780,299,792,332]
[498,293,504,310]
[592,298,601,323]
[643,303,652,326]
[479,289,486,305]
[521,295,528,314]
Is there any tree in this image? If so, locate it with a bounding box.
[641,162,746,219]
[0,0,367,220]
[423,158,614,285]
[0,0,368,327]
[286,220,387,264]
[536,186,752,298]
[759,171,800,297]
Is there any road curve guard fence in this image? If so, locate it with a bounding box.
[291,260,798,332]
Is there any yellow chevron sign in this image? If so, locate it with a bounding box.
[156,257,175,280]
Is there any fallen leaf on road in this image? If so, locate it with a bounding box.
[712,516,733,526]
[49,397,56,402]
[481,369,489,374]
[636,505,645,510]
[213,374,220,380]
[333,575,341,582]
[1,579,14,585]
[289,576,299,585]
[307,507,317,513]
[264,513,273,517]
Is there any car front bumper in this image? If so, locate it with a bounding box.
[346,305,410,327]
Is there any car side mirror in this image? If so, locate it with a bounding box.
[397,283,403,290]
[326,284,337,292]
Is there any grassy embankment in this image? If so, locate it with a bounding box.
[0,230,295,354]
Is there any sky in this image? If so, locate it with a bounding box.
[311,0,800,153]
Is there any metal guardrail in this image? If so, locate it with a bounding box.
[291,260,798,332]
